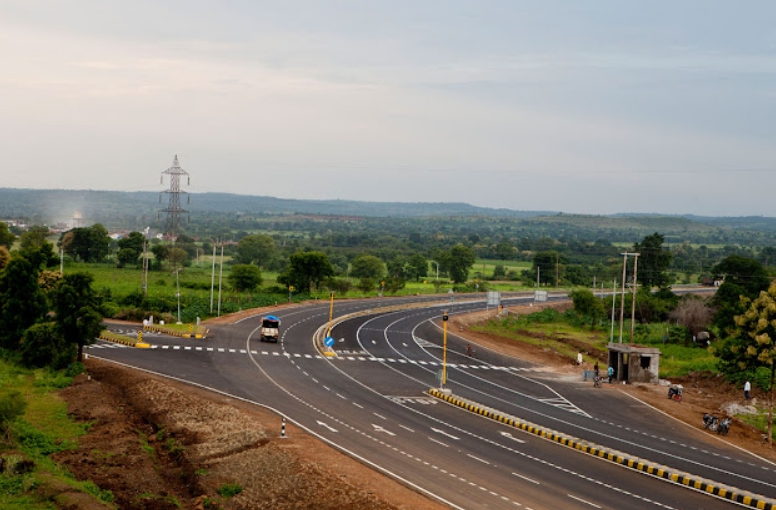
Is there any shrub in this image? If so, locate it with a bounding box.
[0,391,26,445]
[217,483,243,498]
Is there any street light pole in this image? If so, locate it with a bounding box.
[442,310,448,387]
[173,269,182,324]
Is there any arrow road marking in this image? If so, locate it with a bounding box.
[316,421,338,433]
[431,428,460,440]
[372,424,396,436]
[500,431,526,444]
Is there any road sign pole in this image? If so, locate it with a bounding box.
[327,292,334,336]
[442,311,448,387]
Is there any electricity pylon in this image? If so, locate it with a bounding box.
[159,155,190,241]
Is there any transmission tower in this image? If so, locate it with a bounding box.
[158,155,190,240]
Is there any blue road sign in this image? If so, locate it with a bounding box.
[324,336,335,347]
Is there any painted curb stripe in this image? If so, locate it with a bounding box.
[427,388,776,510]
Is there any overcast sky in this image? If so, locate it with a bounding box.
[1,1,775,216]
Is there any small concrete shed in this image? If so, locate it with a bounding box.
[607,343,661,384]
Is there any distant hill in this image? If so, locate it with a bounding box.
[1,188,776,245]
[0,188,552,224]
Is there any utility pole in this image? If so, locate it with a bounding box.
[619,252,628,343]
[630,253,640,343]
[610,279,617,343]
[618,252,640,343]
[209,244,216,313]
[159,155,190,242]
[555,253,559,288]
[142,239,149,297]
[217,244,224,317]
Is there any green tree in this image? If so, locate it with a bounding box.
[350,254,385,280]
[570,289,606,328]
[20,225,51,251]
[494,242,514,260]
[386,257,407,279]
[21,322,75,369]
[228,264,263,292]
[712,256,771,334]
[384,276,406,294]
[62,224,111,262]
[52,272,103,362]
[531,251,564,286]
[406,253,428,281]
[326,278,352,295]
[633,233,673,288]
[445,244,476,284]
[278,251,335,293]
[0,222,15,249]
[117,248,140,267]
[168,247,188,268]
[492,264,506,279]
[0,257,48,351]
[0,246,9,270]
[151,244,170,270]
[235,234,275,267]
[357,277,376,293]
[20,226,57,269]
[720,283,776,444]
[116,232,144,267]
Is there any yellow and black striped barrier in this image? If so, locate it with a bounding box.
[143,324,205,339]
[428,388,776,510]
[97,330,150,349]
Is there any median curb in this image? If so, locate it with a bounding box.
[98,331,150,349]
[314,298,482,356]
[143,324,206,339]
[428,388,776,510]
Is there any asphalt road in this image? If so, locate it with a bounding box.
[93,295,776,510]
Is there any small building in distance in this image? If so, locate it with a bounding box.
[607,343,661,384]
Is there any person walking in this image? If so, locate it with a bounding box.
[593,362,600,378]
[607,365,614,384]
[577,352,583,365]
[744,380,751,400]
[466,344,473,357]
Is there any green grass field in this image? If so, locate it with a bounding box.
[472,309,718,379]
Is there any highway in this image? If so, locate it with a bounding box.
[92,295,776,510]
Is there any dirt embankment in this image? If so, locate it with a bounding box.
[54,360,446,510]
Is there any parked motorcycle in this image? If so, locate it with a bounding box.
[667,384,683,402]
[702,413,719,432]
[717,417,731,436]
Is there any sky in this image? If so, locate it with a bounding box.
[1,1,775,216]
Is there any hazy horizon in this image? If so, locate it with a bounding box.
[2,2,775,217]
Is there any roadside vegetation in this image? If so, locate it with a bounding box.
[0,360,112,509]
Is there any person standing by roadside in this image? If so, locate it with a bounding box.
[593,362,599,378]
[577,352,583,365]
[744,380,751,400]
[607,365,614,384]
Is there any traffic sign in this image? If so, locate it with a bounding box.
[324,336,335,347]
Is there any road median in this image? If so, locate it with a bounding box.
[428,387,776,510]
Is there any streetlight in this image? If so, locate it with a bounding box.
[173,268,182,324]
[429,260,439,281]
